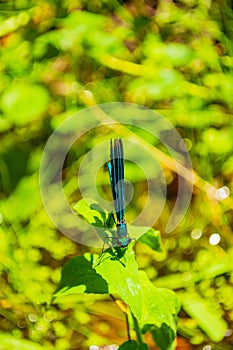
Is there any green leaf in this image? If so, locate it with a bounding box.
[138,228,163,252]
[73,199,107,227]
[54,253,109,297]
[180,292,227,342]
[161,108,227,129]
[144,37,193,67]
[0,175,40,221]
[128,69,182,102]
[119,340,148,350]
[1,81,50,125]
[143,323,175,350]
[0,333,53,350]
[202,128,233,154]
[154,257,231,289]
[96,242,142,319]
[54,244,142,322]
[36,11,106,52]
[73,199,115,243]
[139,272,180,350]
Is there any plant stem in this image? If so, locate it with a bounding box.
[110,294,131,341]
[131,309,143,345]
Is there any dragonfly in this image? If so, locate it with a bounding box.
[107,138,131,247]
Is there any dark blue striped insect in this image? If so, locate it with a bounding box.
[107,138,131,247]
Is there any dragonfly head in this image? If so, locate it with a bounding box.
[118,236,131,247]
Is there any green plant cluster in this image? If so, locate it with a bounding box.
[0,0,233,349]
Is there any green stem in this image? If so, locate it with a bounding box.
[131,309,143,345]
[110,294,131,341]
[110,295,144,345]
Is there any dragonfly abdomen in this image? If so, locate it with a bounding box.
[108,138,132,247]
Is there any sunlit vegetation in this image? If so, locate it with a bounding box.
[0,0,233,349]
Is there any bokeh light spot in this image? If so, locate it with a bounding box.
[209,233,220,245]
[28,314,38,323]
[191,228,203,240]
[214,186,230,200]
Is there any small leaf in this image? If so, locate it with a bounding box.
[154,257,231,289]
[0,333,53,350]
[73,199,106,227]
[139,272,180,350]
[180,292,227,342]
[138,228,163,252]
[95,242,142,319]
[143,323,175,350]
[54,253,109,297]
[119,340,148,350]
[73,199,114,243]
[202,128,233,154]
[1,81,50,125]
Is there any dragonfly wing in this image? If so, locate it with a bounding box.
[116,138,125,223]
[108,139,125,223]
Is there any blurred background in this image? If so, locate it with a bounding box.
[0,0,233,349]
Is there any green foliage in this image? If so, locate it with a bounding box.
[119,340,148,350]
[138,228,163,252]
[54,240,179,349]
[1,0,233,349]
[180,292,227,342]
[0,333,54,350]
[95,245,143,320]
[55,200,178,348]
[1,81,50,125]
[54,254,109,296]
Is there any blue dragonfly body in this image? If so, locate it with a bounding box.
[107,139,131,247]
